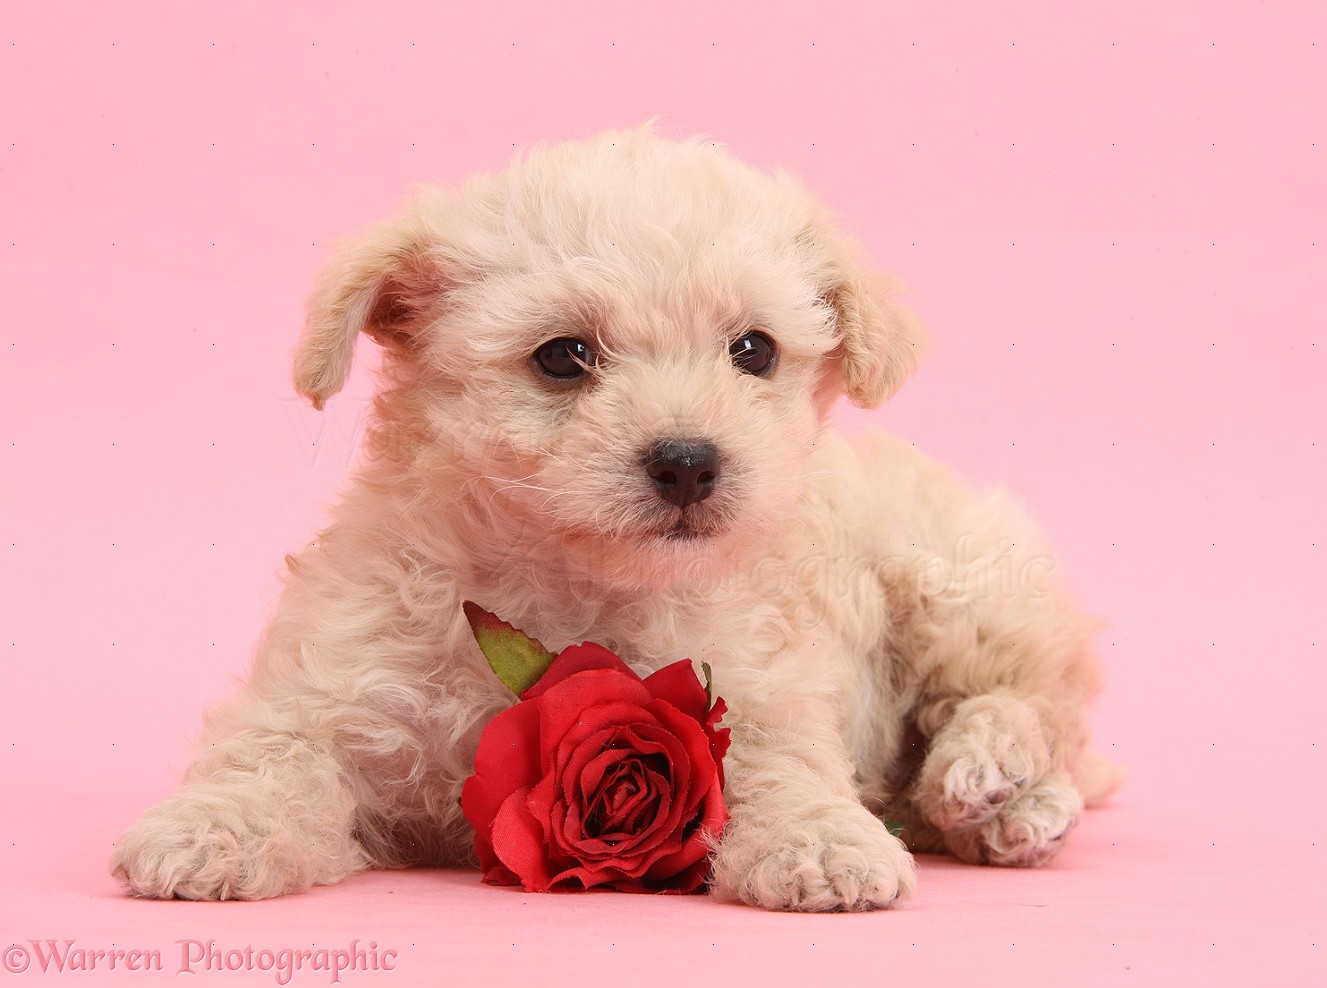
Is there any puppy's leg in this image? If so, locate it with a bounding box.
[111,530,483,899]
[943,770,1084,867]
[913,693,1053,832]
[866,461,1115,867]
[899,566,1104,865]
[711,701,915,912]
[911,693,1083,865]
[112,722,366,900]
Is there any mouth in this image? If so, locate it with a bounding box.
[638,504,728,544]
[661,519,715,542]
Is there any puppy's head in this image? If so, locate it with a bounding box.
[295,129,924,589]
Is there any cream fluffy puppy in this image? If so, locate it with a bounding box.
[111,129,1117,911]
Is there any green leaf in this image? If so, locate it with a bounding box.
[700,661,714,709]
[462,601,556,696]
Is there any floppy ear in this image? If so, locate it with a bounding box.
[814,229,927,408]
[828,269,926,407]
[293,191,454,410]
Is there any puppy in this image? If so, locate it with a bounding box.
[111,129,1118,911]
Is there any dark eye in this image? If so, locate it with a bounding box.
[533,338,598,379]
[729,332,776,376]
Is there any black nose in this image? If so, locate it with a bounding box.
[645,440,719,508]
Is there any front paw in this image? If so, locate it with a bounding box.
[914,698,1051,831]
[712,803,916,912]
[943,773,1083,867]
[111,788,360,900]
[112,791,280,900]
[112,790,254,896]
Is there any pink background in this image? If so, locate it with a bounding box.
[2,0,1323,984]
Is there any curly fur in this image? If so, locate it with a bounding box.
[111,128,1118,911]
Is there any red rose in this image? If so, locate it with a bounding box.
[461,633,730,894]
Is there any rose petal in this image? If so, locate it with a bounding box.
[546,860,625,891]
[488,786,558,891]
[647,699,723,803]
[575,734,637,798]
[638,706,701,805]
[588,759,659,837]
[575,751,639,840]
[527,771,602,883]
[547,722,651,855]
[704,697,732,787]
[461,699,544,873]
[641,764,727,886]
[559,708,717,879]
[536,673,653,761]
[524,770,559,843]
[609,704,725,887]
[560,734,671,858]
[642,659,710,720]
[597,767,677,876]
[575,736,670,799]
[568,726,687,858]
[554,716,669,785]
[523,643,639,699]
[574,768,674,870]
[642,661,731,788]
